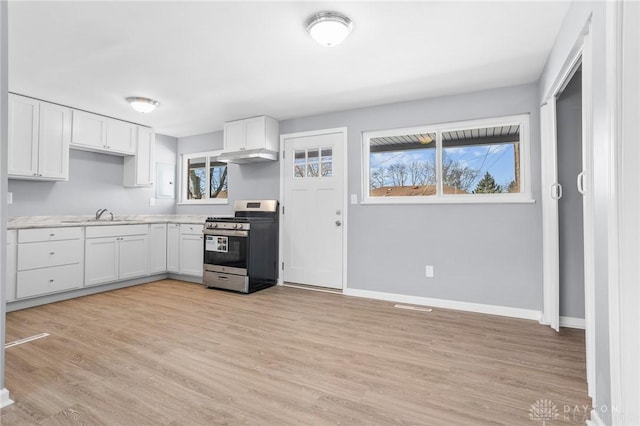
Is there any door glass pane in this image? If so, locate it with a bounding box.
[307,148,319,177]
[369,132,436,197]
[442,125,520,195]
[294,150,306,178]
[187,157,206,199]
[320,147,333,177]
[209,160,228,199]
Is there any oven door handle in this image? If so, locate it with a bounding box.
[204,229,249,237]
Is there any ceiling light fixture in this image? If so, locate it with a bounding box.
[126,97,159,114]
[305,11,353,47]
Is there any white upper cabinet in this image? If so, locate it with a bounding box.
[220,116,279,163]
[106,119,136,154]
[8,94,71,181]
[123,126,155,187]
[71,110,107,149]
[71,110,136,155]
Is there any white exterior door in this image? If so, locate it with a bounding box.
[282,128,346,289]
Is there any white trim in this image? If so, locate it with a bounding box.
[361,113,532,204]
[0,388,13,409]
[343,288,542,322]
[586,409,606,426]
[560,316,585,329]
[278,127,349,291]
[539,14,597,398]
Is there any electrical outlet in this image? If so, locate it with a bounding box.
[351,194,358,204]
[7,192,12,204]
[149,197,156,206]
[425,265,434,278]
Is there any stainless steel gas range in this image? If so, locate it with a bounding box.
[203,200,279,293]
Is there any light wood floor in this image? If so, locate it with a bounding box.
[1,280,590,425]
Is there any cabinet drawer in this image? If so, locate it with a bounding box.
[180,224,203,235]
[86,224,149,238]
[17,263,83,299]
[18,239,83,271]
[19,226,82,243]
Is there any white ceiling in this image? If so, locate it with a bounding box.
[8,1,570,138]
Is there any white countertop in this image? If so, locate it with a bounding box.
[7,214,222,230]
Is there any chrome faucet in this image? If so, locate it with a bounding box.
[95,208,114,221]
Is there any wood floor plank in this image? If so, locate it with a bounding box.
[1,280,591,425]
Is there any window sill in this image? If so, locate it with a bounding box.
[176,199,229,205]
[360,194,536,205]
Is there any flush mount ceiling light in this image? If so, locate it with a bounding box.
[126,97,159,114]
[305,11,353,47]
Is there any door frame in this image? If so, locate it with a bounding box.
[540,17,595,398]
[278,127,349,290]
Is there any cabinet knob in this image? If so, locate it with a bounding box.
[49,279,54,283]
[50,233,55,237]
[50,252,55,255]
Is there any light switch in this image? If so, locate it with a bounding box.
[350,194,358,204]
[7,192,13,204]
[149,197,156,206]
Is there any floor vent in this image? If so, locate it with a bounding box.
[394,304,433,312]
[5,333,50,349]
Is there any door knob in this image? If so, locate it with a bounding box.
[335,220,342,226]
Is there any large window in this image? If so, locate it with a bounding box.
[362,114,531,203]
[180,151,228,204]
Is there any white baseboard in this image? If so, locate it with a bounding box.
[343,288,542,321]
[560,316,586,329]
[0,388,13,408]
[586,409,605,426]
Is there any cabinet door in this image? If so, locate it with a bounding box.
[107,119,136,155]
[167,224,180,273]
[17,264,83,299]
[223,120,245,152]
[38,102,71,180]
[244,116,266,150]
[8,94,39,177]
[6,231,17,303]
[180,234,203,277]
[148,224,167,274]
[85,237,118,286]
[72,110,107,149]
[119,235,148,279]
[124,127,154,187]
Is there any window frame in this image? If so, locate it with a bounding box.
[178,150,229,205]
[361,114,534,204]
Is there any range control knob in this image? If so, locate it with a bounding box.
[234,223,240,229]
[212,223,218,228]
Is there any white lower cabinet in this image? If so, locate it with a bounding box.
[180,234,203,277]
[6,230,17,302]
[84,225,148,287]
[148,224,167,274]
[167,224,180,273]
[166,223,203,277]
[15,227,83,299]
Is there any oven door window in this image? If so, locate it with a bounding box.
[205,235,247,269]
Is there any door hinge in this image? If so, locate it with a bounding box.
[282,205,285,214]
[282,262,284,271]
[282,151,285,159]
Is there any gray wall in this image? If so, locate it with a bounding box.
[7,133,178,217]
[175,131,279,216]
[556,70,585,319]
[539,1,611,422]
[280,84,542,309]
[178,84,544,311]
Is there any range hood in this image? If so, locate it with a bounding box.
[217,148,278,164]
